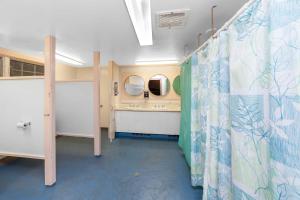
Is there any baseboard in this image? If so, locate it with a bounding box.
[0,152,44,160]
[115,132,179,141]
[56,132,94,138]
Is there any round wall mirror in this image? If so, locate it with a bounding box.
[124,75,144,96]
[173,75,181,96]
[148,74,170,96]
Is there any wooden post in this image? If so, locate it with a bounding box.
[44,36,56,186]
[93,51,101,156]
[3,57,10,77]
[107,61,114,142]
[110,62,119,141]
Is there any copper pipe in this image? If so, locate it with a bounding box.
[211,5,217,37]
[184,44,189,56]
[197,33,202,47]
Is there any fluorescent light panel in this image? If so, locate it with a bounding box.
[125,0,153,46]
[135,60,179,65]
[56,52,84,66]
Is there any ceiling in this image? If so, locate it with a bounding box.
[0,0,247,66]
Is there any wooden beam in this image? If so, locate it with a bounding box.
[3,57,10,77]
[44,36,56,186]
[93,51,101,156]
[0,48,44,65]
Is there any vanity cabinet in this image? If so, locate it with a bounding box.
[115,110,180,135]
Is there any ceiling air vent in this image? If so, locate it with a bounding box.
[157,9,190,29]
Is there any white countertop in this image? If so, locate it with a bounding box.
[114,103,181,112]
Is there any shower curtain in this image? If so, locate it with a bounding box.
[179,58,192,166]
[190,0,300,199]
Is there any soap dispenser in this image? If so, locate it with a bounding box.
[144,91,149,99]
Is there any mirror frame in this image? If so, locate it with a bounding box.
[124,75,145,96]
[148,74,170,97]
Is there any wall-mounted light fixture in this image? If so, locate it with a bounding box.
[56,52,84,66]
[125,0,153,46]
[135,60,179,66]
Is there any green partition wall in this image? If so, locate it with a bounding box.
[178,58,192,167]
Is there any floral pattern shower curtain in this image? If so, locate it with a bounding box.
[190,0,300,199]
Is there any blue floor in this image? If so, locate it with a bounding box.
[0,129,202,200]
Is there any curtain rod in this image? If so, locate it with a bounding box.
[180,0,256,65]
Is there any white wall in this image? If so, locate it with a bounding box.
[0,79,45,158]
[56,81,94,138]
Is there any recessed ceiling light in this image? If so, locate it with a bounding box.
[56,52,84,66]
[135,60,179,65]
[125,0,153,46]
